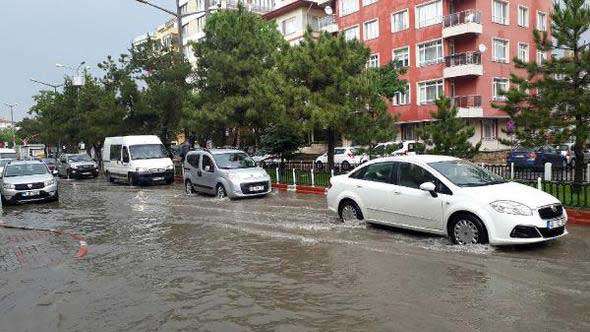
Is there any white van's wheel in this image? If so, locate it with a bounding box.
[216,184,227,199]
[185,180,194,196]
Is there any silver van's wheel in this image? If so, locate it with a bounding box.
[338,200,363,224]
[216,184,227,199]
[185,180,194,196]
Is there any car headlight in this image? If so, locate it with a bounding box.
[136,167,148,173]
[44,178,57,186]
[71,165,78,169]
[3,183,15,190]
[166,164,174,170]
[227,172,241,181]
[490,200,533,216]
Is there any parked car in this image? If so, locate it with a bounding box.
[0,148,17,160]
[507,146,568,169]
[183,149,271,199]
[371,140,424,158]
[41,158,58,173]
[0,159,11,177]
[102,135,174,185]
[327,155,567,245]
[315,147,369,170]
[251,151,280,164]
[57,154,99,179]
[556,143,590,167]
[1,160,59,204]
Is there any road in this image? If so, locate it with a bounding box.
[0,178,589,331]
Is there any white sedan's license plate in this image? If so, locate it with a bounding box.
[249,185,264,192]
[22,191,39,197]
[547,218,566,229]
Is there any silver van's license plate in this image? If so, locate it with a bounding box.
[250,185,264,192]
[23,191,39,197]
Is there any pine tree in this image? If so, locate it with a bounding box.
[417,97,481,158]
[494,0,590,185]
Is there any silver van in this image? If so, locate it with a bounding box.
[183,149,271,198]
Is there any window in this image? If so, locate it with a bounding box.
[186,154,200,168]
[367,54,380,68]
[393,46,410,68]
[418,79,443,105]
[493,78,509,100]
[396,162,451,194]
[122,146,130,162]
[537,11,547,31]
[364,19,379,40]
[392,84,410,105]
[492,38,509,62]
[180,3,188,15]
[482,119,497,139]
[110,145,122,161]
[417,39,443,66]
[181,23,189,36]
[518,43,529,62]
[492,0,509,25]
[391,9,409,32]
[537,50,547,64]
[280,17,297,36]
[363,0,377,6]
[351,162,394,183]
[335,148,346,155]
[402,124,418,140]
[341,0,359,16]
[518,5,529,27]
[202,155,215,172]
[415,0,442,28]
[343,26,360,41]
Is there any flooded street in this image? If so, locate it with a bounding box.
[1,178,589,331]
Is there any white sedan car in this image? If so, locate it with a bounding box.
[327,155,568,245]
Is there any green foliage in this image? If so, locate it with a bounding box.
[260,120,306,161]
[417,97,480,158]
[494,0,590,184]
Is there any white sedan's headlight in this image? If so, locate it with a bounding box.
[44,178,57,186]
[136,167,149,173]
[490,200,533,216]
[3,183,15,190]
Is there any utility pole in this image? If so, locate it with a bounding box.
[3,103,17,147]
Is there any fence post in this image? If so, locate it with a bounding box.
[275,167,279,184]
[510,162,514,180]
[292,168,296,186]
[544,162,552,181]
[311,168,315,187]
[331,168,335,177]
[537,177,542,190]
[587,163,590,183]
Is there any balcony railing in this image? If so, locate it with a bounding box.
[222,0,274,13]
[444,51,481,67]
[310,15,336,30]
[443,10,482,28]
[452,95,482,108]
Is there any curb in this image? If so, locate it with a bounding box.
[0,222,88,258]
[271,183,590,225]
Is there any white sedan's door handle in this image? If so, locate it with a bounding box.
[392,190,401,195]
[355,185,363,188]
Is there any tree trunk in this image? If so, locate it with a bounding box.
[327,126,335,171]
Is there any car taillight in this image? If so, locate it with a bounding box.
[527,152,536,160]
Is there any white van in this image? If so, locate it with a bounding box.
[0,148,17,160]
[102,135,174,185]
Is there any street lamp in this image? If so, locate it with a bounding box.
[56,61,88,86]
[30,78,63,93]
[2,102,17,147]
[133,0,214,58]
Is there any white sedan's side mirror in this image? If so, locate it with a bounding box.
[419,182,437,197]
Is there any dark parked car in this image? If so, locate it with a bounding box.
[57,153,99,179]
[507,146,567,170]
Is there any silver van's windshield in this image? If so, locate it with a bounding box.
[213,152,256,169]
[4,164,48,177]
[129,144,168,160]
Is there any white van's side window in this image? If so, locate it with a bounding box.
[110,145,122,161]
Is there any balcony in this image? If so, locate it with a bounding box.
[442,10,482,38]
[443,52,483,78]
[451,95,483,117]
[311,15,338,33]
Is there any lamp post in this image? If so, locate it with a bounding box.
[30,78,63,93]
[2,103,17,147]
[134,0,213,58]
[56,61,88,86]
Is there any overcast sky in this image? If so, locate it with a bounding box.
[0,0,167,121]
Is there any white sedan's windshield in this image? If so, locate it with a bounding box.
[129,144,168,160]
[4,164,48,177]
[214,153,256,169]
[429,160,506,187]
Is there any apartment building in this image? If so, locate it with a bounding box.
[133,19,179,51]
[335,0,552,151]
[179,0,275,64]
[262,0,338,45]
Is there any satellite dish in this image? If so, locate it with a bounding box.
[478,43,487,53]
[324,6,333,15]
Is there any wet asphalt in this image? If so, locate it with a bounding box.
[0,178,589,331]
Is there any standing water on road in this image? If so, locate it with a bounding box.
[1,178,589,331]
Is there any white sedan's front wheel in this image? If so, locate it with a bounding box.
[450,215,487,245]
[339,200,363,224]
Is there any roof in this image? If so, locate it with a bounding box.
[262,0,322,20]
[6,160,44,165]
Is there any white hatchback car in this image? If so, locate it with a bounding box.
[327,155,568,245]
[315,147,369,170]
